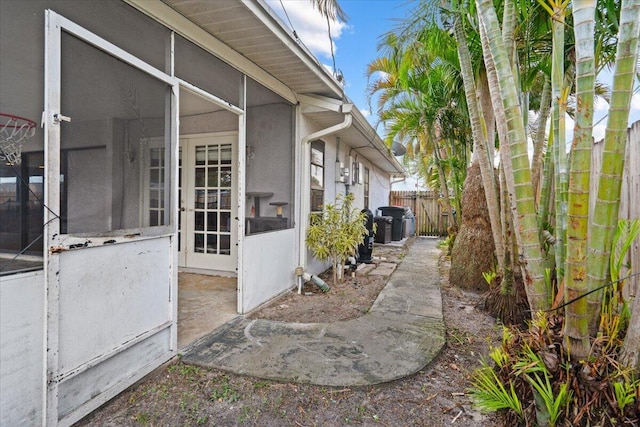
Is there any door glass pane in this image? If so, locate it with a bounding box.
[194,211,204,231]
[220,190,231,210]
[194,189,205,209]
[220,167,231,188]
[194,233,204,253]
[208,146,219,163]
[220,212,231,232]
[220,146,232,164]
[195,167,205,187]
[220,235,230,254]
[207,212,217,232]
[206,235,217,254]
[195,146,206,165]
[189,141,233,260]
[207,168,218,187]
[207,190,218,209]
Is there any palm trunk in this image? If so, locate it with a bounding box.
[550,1,568,287]
[586,0,640,335]
[531,77,552,202]
[480,18,522,279]
[476,0,547,312]
[563,1,596,359]
[454,16,505,273]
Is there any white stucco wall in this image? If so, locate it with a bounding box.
[0,271,45,426]
[242,228,297,313]
[298,130,393,276]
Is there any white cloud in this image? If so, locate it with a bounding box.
[360,108,371,118]
[265,0,347,60]
[594,96,609,112]
[631,92,640,110]
[592,123,606,142]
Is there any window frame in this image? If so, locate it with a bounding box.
[310,140,324,212]
[363,166,370,209]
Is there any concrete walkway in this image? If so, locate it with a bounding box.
[182,237,445,387]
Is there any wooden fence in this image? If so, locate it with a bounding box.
[591,121,640,298]
[388,190,450,237]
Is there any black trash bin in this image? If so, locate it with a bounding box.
[358,208,374,263]
[378,206,406,241]
[374,216,392,244]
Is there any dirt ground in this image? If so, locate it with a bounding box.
[75,238,502,427]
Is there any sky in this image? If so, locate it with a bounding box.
[265,0,415,124]
[265,0,640,189]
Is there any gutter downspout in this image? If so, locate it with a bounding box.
[297,104,353,290]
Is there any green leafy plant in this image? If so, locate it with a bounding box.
[525,372,571,427]
[306,193,368,285]
[612,378,638,415]
[600,219,640,346]
[512,343,571,427]
[482,268,497,287]
[468,361,524,419]
[210,376,241,403]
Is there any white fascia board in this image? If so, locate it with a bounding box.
[246,0,344,97]
[298,94,344,113]
[350,108,406,175]
[123,0,297,104]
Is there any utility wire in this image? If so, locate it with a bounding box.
[544,271,640,312]
[279,0,299,41]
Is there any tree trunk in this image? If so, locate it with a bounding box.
[550,1,568,287]
[476,0,547,312]
[563,1,596,359]
[454,16,504,273]
[450,162,496,292]
[531,77,551,203]
[479,16,523,285]
[586,0,640,335]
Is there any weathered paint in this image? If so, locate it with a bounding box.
[0,271,45,426]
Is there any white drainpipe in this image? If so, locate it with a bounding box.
[297,103,353,288]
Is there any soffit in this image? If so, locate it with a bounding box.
[304,108,405,175]
[161,0,341,98]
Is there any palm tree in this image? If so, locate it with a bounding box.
[563,0,596,359]
[367,29,469,227]
[476,0,548,312]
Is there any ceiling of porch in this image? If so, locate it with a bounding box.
[161,0,341,99]
[159,0,405,176]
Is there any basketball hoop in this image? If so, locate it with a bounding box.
[0,113,37,165]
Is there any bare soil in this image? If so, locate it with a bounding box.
[75,239,502,427]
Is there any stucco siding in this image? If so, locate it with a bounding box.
[0,271,45,426]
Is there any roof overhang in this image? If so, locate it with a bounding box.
[300,95,405,175]
[125,0,405,176]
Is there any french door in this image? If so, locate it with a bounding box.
[179,133,237,272]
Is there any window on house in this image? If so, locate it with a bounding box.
[310,140,324,212]
[364,167,370,209]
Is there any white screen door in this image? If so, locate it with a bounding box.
[179,133,237,272]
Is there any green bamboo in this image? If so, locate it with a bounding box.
[532,77,552,202]
[563,0,596,359]
[586,0,640,335]
[548,0,570,286]
[476,0,547,312]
